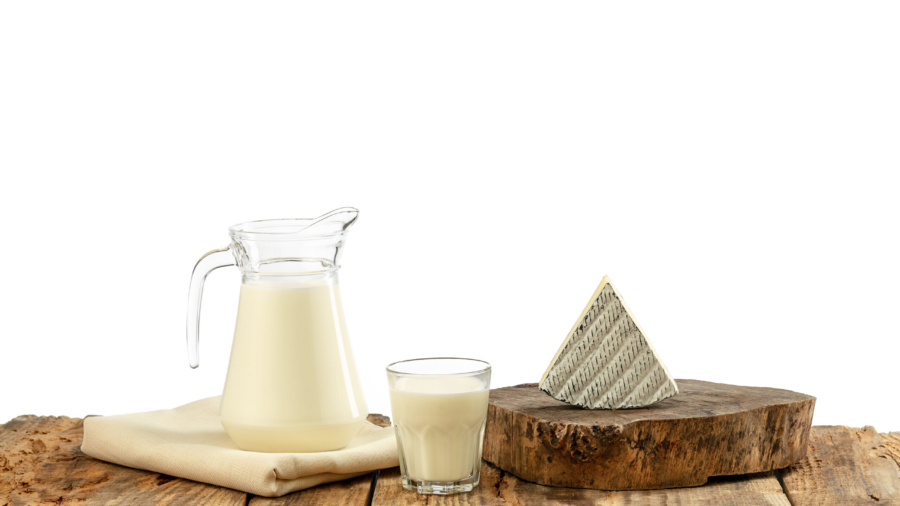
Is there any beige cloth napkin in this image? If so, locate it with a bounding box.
[81,396,398,497]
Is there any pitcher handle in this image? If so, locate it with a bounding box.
[186,246,235,368]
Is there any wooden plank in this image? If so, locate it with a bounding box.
[7,410,900,506]
[0,415,246,506]
[485,381,815,490]
[778,426,900,505]
[249,473,376,506]
[372,461,791,505]
[0,413,391,506]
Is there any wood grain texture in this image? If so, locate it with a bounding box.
[778,426,900,505]
[0,413,392,506]
[484,381,816,490]
[371,461,791,505]
[0,415,245,506]
[5,411,900,506]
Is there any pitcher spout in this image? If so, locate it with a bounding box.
[227,207,360,276]
[229,207,359,241]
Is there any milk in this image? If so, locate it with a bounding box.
[219,277,367,453]
[389,376,490,482]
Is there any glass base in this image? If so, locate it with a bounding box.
[401,475,480,495]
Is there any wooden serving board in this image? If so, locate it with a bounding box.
[484,380,816,490]
[3,411,899,505]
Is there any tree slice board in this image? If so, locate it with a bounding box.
[371,425,900,505]
[483,380,816,490]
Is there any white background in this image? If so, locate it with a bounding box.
[1,2,898,431]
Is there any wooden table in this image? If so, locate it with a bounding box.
[2,414,898,505]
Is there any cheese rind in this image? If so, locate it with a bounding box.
[539,276,678,409]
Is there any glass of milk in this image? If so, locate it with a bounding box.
[386,358,491,495]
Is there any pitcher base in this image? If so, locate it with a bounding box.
[221,416,366,453]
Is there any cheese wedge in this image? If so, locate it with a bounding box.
[539,276,678,409]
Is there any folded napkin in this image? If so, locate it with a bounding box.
[81,396,398,497]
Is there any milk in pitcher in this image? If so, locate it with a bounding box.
[219,277,367,452]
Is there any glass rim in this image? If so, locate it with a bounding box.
[386,357,491,377]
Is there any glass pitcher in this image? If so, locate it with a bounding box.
[186,207,368,453]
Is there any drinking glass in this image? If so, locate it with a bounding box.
[386,358,492,495]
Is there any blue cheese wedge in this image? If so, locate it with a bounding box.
[539,276,678,409]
